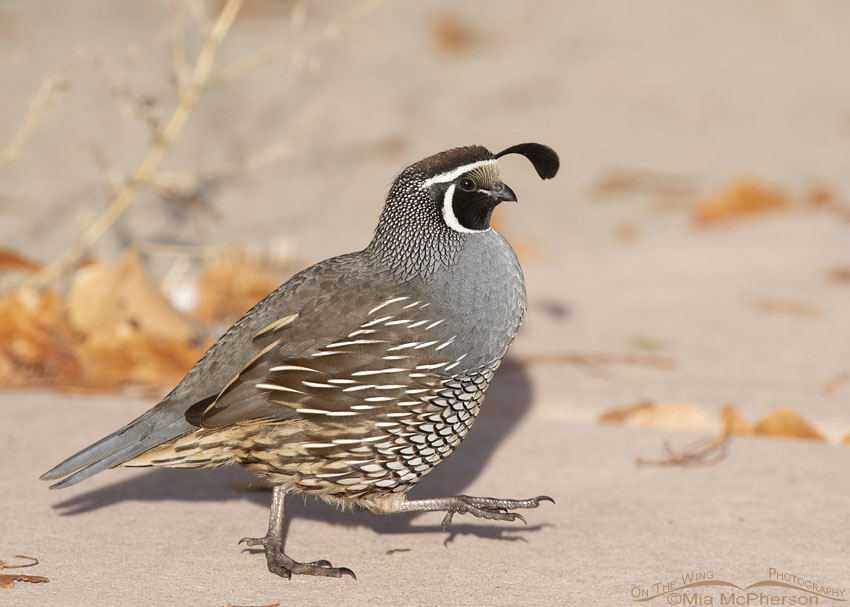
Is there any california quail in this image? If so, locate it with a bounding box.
[41,142,560,579]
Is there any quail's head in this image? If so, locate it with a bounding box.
[369,143,559,278]
[404,142,560,233]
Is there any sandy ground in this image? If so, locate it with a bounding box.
[1,1,849,605]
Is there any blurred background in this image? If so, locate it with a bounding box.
[1,0,848,450]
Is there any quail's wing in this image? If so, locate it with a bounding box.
[190,295,466,429]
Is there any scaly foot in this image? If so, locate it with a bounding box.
[439,495,555,531]
[239,536,356,579]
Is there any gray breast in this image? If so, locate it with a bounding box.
[415,229,526,370]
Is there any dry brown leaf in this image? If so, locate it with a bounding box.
[591,169,695,201]
[632,402,715,433]
[754,408,825,442]
[0,574,49,588]
[614,222,639,244]
[720,405,753,435]
[600,401,714,433]
[0,555,46,589]
[0,249,41,273]
[61,322,202,390]
[599,401,654,424]
[68,248,194,341]
[194,249,280,323]
[429,12,479,54]
[750,297,821,318]
[825,265,850,286]
[806,185,835,208]
[693,177,788,226]
[0,282,204,391]
[0,288,79,387]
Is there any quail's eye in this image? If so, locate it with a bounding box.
[459,178,476,192]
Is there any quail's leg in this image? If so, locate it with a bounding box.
[239,485,355,579]
[398,494,555,531]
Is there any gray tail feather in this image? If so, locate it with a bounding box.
[40,406,196,489]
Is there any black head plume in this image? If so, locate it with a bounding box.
[495,143,559,180]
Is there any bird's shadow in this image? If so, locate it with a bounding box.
[52,360,540,542]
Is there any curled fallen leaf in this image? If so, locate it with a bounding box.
[0,288,78,388]
[591,169,695,201]
[693,177,787,226]
[749,297,821,318]
[600,401,715,433]
[0,249,42,273]
[825,265,850,286]
[59,322,204,390]
[599,401,654,424]
[720,405,753,436]
[0,556,46,589]
[754,408,825,442]
[68,248,194,341]
[429,11,479,55]
[0,279,204,391]
[0,554,39,569]
[193,248,282,323]
[0,574,49,589]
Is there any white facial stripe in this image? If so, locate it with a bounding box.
[421,159,498,188]
[441,183,490,234]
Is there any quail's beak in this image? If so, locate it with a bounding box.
[493,182,517,203]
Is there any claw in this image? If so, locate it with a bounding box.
[441,510,455,532]
[536,495,555,504]
[513,513,527,525]
[239,537,264,547]
[339,567,357,580]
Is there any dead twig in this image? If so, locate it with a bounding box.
[188,0,212,34]
[29,0,243,289]
[152,139,292,189]
[0,77,70,170]
[170,0,190,96]
[636,409,742,468]
[211,0,388,84]
[636,433,731,468]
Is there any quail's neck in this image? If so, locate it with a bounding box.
[366,177,467,282]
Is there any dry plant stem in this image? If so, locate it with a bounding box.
[0,555,39,569]
[211,0,390,84]
[152,139,292,189]
[189,0,212,34]
[0,77,70,170]
[637,434,731,468]
[170,0,190,96]
[29,0,243,290]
